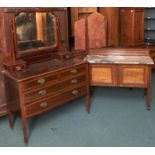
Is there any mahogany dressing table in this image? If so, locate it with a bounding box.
[2,8,90,144]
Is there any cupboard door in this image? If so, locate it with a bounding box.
[120,8,135,47]
[134,9,144,46]
[119,65,148,87]
[89,64,117,86]
[120,8,144,47]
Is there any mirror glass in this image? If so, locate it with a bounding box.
[15,12,57,52]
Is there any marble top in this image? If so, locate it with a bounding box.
[84,54,154,65]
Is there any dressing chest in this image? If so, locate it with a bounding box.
[4,59,89,144]
[1,7,90,144]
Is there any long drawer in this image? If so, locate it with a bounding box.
[23,64,87,92]
[25,86,87,117]
[24,74,87,104]
[23,73,58,91]
[60,64,86,80]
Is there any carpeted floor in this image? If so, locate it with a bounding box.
[0,71,155,147]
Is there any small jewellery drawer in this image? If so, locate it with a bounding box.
[25,86,87,117]
[23,73,58,91]
[60,64,86,80]
[24,74,87,104]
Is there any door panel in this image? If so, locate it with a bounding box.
[119,65,148,87]
[89,64,117,86]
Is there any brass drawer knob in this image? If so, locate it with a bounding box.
[65,55,70,59]
[71,79,78,84]
[38,89,47,96]
[40,102,48,108]
[70,69,77,74]
[72,90,79,95]
[16,66,22,71]
[37,78,46,84]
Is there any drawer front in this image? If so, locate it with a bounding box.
[23,73,58,91]
[60,64,86,80]
[89,64,116,86]
[24,74,87,104]
[25,86,87,117]
[119,65,148,87]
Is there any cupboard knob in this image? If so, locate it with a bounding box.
[130,10,134,13]
[71,79,78,84]
[16,66,21,71]
[72,90,79,95]
[65,55,70,59]
[70,69,77,74]
[38,89,47,96]
[37,78,46,84]
[40,102,48,108]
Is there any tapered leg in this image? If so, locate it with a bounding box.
[21,115,28,144]
[86,64,90,113]
[144,88,147,96]
[86,94,90,113]
[146,67,152,111]
[146,87,151,111]
[18,84,28,144]
[8,110,14,129]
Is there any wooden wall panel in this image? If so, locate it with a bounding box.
[74,19,87,50]
[71,7,97,36]
[99,7,120,47]
[0,51,8,117]
[87,13,107,49]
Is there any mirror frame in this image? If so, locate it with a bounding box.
[13,10,61,58]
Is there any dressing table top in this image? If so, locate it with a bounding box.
[3,58,85,82]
